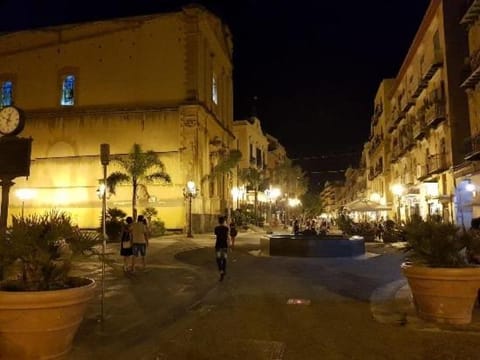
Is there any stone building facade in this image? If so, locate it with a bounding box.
[0,5,235,232]
[362,0,470,224]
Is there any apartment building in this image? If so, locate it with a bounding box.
[458,0,480,227]
[365,79,395,218]
[382,0,469,223]
[320,180,344,219]
[0,5,235,231]
[232,116,269,172]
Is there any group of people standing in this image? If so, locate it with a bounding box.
[119,215,149,272]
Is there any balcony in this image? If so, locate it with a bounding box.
[426,153,448,175]
[401,98,415,114]
[390,149,400,164]
[465,133,480,160]
[411,78,428,99]
[461,47,480,89]
[416,164,428,180]
[368,168,375,181]
[461,0,480,26]
[413,115,427,140]
[425,102,446,128]
[421,50,443,83]
[404,173,414,185]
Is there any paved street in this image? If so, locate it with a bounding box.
[70,231,480,360]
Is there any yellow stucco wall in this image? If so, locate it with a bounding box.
[1,6,235,231]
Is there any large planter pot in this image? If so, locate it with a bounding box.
[0,277,96,359]
[402,263,480,325]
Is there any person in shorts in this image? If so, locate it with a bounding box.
[214,216,229,281]
[120,216,134,271]
[131,215,149,272]
[229,220,238,250]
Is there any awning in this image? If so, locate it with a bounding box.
[344,199,391,212]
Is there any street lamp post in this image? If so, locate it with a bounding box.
[99,143,110,323]
[183,181,197,238]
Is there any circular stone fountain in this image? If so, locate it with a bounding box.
[260,233,365,257]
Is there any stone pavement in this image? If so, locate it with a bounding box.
[68,231,480,359]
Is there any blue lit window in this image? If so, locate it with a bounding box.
[1,81,13,107]
[61,75,75,106]
[212,74,218,105]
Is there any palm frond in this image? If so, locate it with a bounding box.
[106,172,130,195]
[145,171,171,183]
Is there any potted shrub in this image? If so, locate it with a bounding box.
[401,216,480,325]
[0,210,101,359]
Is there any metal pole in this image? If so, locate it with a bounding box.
[187,195,193,238]
[0,178,14,240]
[21,201,24,219]
[101,163,107,321]
[99,143,109,324]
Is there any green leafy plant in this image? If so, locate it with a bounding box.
[403,217,472,268]
[1,210,101,291]
[141,207,166,237]
[102,207,127,242]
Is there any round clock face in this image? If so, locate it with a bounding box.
[0,106,23,136]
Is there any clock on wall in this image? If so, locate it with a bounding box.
[0,106,24,136]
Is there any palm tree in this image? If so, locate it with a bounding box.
[106,143,171,219]
[202,149,242,212]
[239,167,265,225]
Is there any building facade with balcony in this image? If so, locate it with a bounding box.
[320,180,344,219]
[456,0,480,226]
[365,79,395,219]
[233,116,269,172]
[0,5,235,232]
[386,0,469,223]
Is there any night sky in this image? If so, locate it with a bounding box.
[0,0,431,187]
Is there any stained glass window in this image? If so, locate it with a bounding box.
[212,74,218,105]
[1,81,13,107]
[61,75,75,106]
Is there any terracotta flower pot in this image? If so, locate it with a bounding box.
[0,277,96,359]
[402,263,480,325]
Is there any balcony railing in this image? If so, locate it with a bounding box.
[461,46,480,89]
[413,115,427,139]
[461,0,480,26]
[416,164,428,180]
[426,153,448,175]
[425,102,446,128]
[465,133,480,160]
[421,50,443,83]
[404,172,414,185]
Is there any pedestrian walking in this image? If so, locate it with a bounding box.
[229,220,238,250]
[214,216,229,281]
[293,219,300,235]
[131,215,149,272]
[120,216,134,271]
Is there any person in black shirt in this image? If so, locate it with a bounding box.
[229,221,238,250]
[214,216,229,281]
